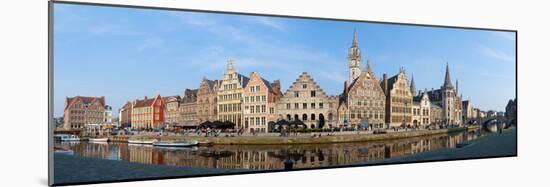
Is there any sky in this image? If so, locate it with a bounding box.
[53,3,516,117]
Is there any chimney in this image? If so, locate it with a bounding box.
[272,80,281,93]
[382,73,388,94]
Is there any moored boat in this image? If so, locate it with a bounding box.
[89,137,109,142]
[128,139,158,144]
[152,140,198,147]
[54,134,80,142]
[54,147,74,155]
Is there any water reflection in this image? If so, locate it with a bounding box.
[55,129,484,170]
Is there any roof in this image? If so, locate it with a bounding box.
[182,89,198,103]
[413,95,423,102]
[133,97,157,108]
[206,79,221,90]
[65,96,105,110]
[426,89,443,102]
[236,73,250,87]
[443,63,454,89]
[162,95,181,103]
[431,103,442,108]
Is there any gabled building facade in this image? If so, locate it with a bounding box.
[412,90,431,127]
[163,95,181,125]
[63,96,106,130]
[131,95,165,129]
[277,72,334,128]
[381,68,414,127]
[197,78,221,123]
[342,61,386,129]
[217,60,249,128]
[242,72,282,133]
[119,101,133,128]
[179,89,198,126]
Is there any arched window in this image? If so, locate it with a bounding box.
[311,114,316,121]
[294,114,299,121]
[287,114,291,120]
[303,114,308,121]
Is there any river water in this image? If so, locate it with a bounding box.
[54,129,485,170]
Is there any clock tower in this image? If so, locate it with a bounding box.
[348,30,362,83]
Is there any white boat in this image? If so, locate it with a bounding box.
[89,138,109,142]
[54,147,74,155]
[54,134,80,141]
[128,139,158,144]
[152,140,199,147]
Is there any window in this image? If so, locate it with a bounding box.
[256,117,260,126]
[319,103,324,109]
[303,114,308,121]
[286,103,291,109]
[261,105,266,113]
[251,96,255,102]
[245,97,249,103]
[256,96,261,102]
[302,84,307,89]
[311,91,316,97]
[250,87,255,92]
[256,86,260,92]
[295,103,299,109]
[262,96,266,101]
[294,91,299,97]
[261,117,266,125]
[303,103,307,109]
[311,103,315,109]
[256,105,260,113]
[311,114,315,121]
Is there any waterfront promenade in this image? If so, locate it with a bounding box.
[368,127,517,164]
[130,127,474,145]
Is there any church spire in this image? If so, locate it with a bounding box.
[410,74,416,96]
[348,29,361,83]
[443,62,453,89]
[352,29,358,47]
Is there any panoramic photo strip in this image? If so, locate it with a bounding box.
[52,3,517,185]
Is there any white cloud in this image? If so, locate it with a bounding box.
[137,37,164,51]
[477,44,514,62]
[253,17,287,31]
[494,32,515,41]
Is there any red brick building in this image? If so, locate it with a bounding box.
[63,96,106,130]
[131,95,165,129]
[119,101,133,128]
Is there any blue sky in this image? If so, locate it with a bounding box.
[53,4,516,117]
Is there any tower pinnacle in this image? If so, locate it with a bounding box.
[443,62,453,89]
[410,74,416,96]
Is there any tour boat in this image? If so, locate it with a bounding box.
[89,138,109,142]
[54,134,80,142]
[54,147,74,155]
[128,139,159,144]
[152,140,199,147]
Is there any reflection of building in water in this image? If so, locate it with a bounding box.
[128,145,166,165]
[62,129,482,170]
